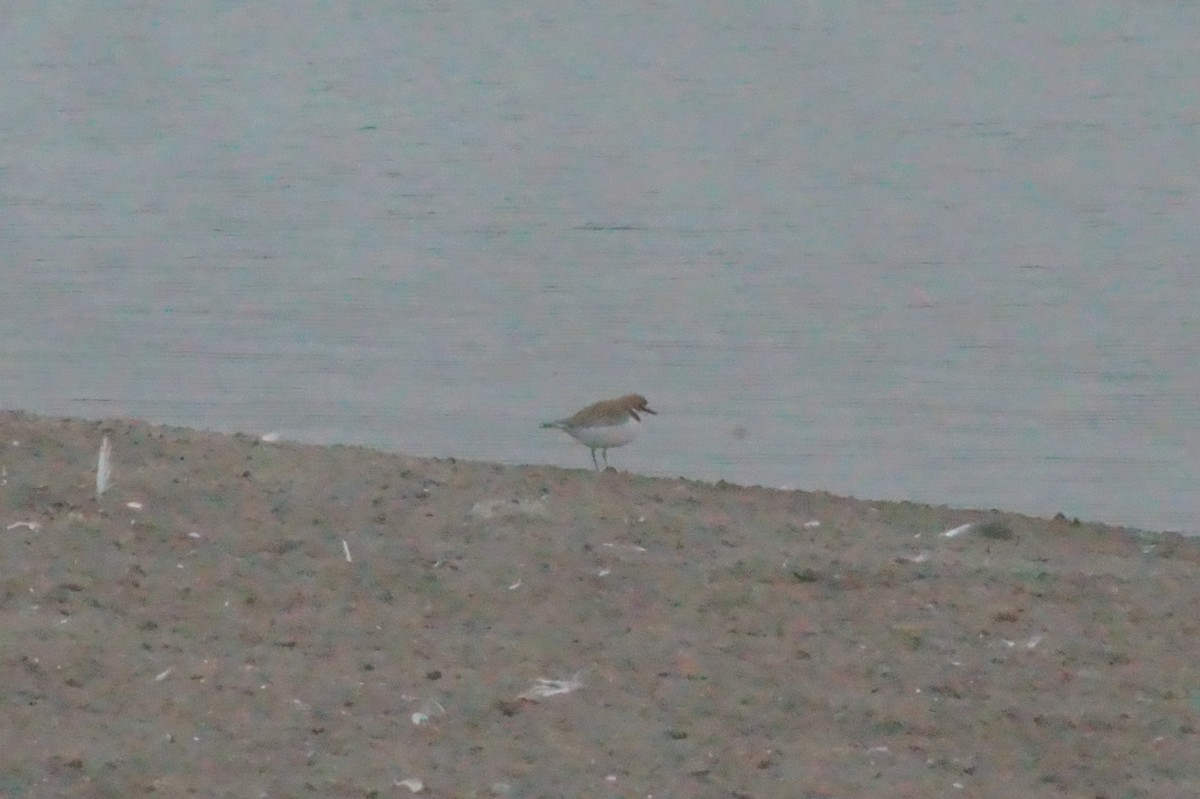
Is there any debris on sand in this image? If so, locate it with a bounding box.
[469,498,549,521]
[518,671,584,701]
[411,698,445,726]
[96,435,113,498]
[394,777,424,792]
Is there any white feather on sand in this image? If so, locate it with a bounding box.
[96,435,112,498]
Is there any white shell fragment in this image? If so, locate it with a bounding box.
[518,671,584,700]
[942,523,974,538]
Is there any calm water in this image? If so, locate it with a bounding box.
[2,3,1197,533]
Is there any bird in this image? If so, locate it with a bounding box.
[541,394,657,471]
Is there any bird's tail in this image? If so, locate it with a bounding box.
[541,420,566,429]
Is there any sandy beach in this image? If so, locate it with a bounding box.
[1,409,1197,798]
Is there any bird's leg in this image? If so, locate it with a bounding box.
[590,447,600,471]
[601,448,610,470]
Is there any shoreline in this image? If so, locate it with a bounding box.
[1,408,1176,537]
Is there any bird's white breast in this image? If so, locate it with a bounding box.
[566,417,641,448]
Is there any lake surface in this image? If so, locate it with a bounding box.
[2,2,1197,533]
